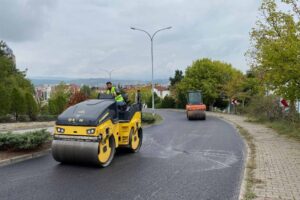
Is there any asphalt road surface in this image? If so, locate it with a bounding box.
[0,110,245,200]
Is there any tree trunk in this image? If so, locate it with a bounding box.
[290,100,296,112]
[289,100,297,122]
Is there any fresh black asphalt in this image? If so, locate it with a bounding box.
[0,110,245,200]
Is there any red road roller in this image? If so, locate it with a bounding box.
[186,91,206,120]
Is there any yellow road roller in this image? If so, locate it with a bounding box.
[52,94,143,167]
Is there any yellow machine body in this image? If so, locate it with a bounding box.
[53,112,142,148]
[52,99,143,167]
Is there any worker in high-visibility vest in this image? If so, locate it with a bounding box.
[106,82,116,96]
[115,88,125,105]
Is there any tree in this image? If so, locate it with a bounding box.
[67,91,88,107]
[160,95,176,108]
[80,85,91,97]
[248,0,300,113]
[48,82,70,115]
[223,71,246,106]
[90,89,99,99]
[10,88,26,120]
[146,92,161,108]
[0,41,36,118]
[126,86,152,105]
[49,95,68,115]
[0,85,10,115]
[169,70,184,86]
[24,93,38,121]
[176,58,241,109]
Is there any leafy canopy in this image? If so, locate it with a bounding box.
[177,58,242,106]
[248,0,300,104]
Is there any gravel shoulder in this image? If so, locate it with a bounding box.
[209,112,300,200]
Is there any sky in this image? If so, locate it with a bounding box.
[0,0,261,80]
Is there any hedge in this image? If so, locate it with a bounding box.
[0,129,51,151]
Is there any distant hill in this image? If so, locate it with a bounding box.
[29,77,169,86]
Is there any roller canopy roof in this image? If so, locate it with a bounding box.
[56,99,115,126]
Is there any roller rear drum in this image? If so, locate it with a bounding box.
[187,110,206,120]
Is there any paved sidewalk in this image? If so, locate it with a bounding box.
[209,112,300,200]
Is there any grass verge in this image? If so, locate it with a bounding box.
[237,125,257,200]
[142,112,163,126]
[245,118,300,140]
[265,121,300,140]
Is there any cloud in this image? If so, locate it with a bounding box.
[1,0,260,80]
[0,0,57,42]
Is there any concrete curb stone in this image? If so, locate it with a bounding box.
[0,149,51,167]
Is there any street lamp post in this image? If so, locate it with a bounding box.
[102,69,115,81]
[131,26,172,115]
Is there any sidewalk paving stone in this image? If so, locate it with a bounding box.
[209,112,300,200]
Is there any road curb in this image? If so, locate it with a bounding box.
[236,128,251,200]
[0,149,51,167]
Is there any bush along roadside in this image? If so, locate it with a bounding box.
[0,130,51,151]
[0,114,57,123]
[142,112,163,126]
[243,95,300,140]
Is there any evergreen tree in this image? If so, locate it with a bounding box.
[25,93,38,121]
[0,85,11,115]
[10,88,26,120]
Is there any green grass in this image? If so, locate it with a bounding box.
[142,112,163,126]
[245,117,300,140]
[264,121,300,140]
[237,125,257,200]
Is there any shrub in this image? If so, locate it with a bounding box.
[0,129,51,151]
[142,112,163,125]
[246,95,282,121]
[0,115,14,123]
[142,113,155,124]
[146,92,161,108]
[36,115,57,122]
[18,115,30,122]
[40,104,50,115]
[160,95,176,108]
